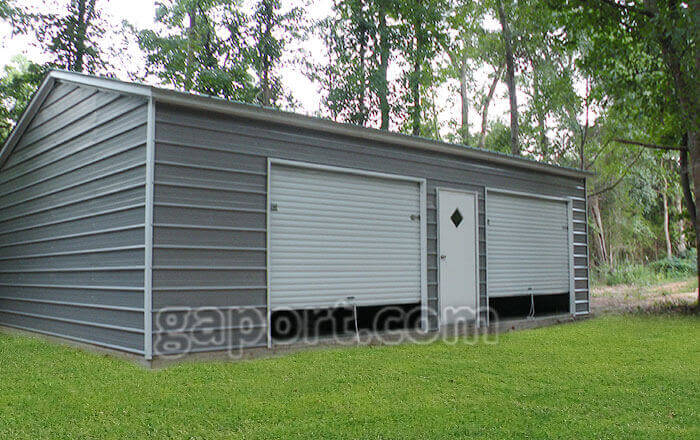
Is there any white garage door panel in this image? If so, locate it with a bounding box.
[487,191,570,297]
[270,164,421,310]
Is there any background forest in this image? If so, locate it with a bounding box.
[0,0,698,287]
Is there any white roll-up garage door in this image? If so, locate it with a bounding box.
[269,163,422,310]
[486,191,570,297]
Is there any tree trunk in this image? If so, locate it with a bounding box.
[185,6,197,92]
[411,31,422,136]
[689,131,700,303]
[589,195,610,268]
[71,0,95,72]
[459,54,469,144]
[662,178,672,258]
[495,0,519,155]
[378,2,390,130]
[260,0,273,107]
[676,192,687,254]
[479,63,504,148]
[358,24,367,126]
[647,0,700,302]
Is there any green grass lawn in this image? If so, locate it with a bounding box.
[1,315,698,439]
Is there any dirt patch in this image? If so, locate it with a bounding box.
[591,279,698,315]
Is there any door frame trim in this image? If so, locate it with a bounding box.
[436,187,480,330]
[267,158,428,347]
[484,188,575,318]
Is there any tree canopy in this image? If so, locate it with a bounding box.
[0,0,698,290]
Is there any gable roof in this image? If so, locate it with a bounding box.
[0,70,592,179]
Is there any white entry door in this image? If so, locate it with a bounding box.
[438,189,478,326]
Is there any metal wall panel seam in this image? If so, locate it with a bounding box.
[153,266,266,270]
[0,141,146,198]
[151,92,591,179]
[0,266,145,273]
[154,245,265,251]
[152,323,267,335]
[144,96,156,360]
[154,180,266,195]
[0,162,146,211]
[0,182,146,224]
[155,125,585,190]
[0,122,147,186]
[0,224,146,249]
[23,89,100,134]
[4,101,146,172]
[154,159,267,176]
[0,244,146,260]
[154,224,266,232]
[0,322,145,355]
[0,296,144,312]
[0,309,144,333]
[0,283,144,291]
[154,202,266,214]
[11,94,128,158]
[151,285,266,291]
[41,83,77,107]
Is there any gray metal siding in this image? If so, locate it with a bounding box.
[0,82,148,354]
[153,102,588,354]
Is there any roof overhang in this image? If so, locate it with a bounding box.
[1,70,593,180]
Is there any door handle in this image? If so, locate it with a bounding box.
[440,255,446,260]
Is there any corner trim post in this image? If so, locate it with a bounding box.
[144,96,156,360]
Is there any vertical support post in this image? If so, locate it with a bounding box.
[419,180,428,332]
[567,199,575,316]
[144,96,156,360]
[483,188,489,327]
[584,178,591,314]
[266,159,272,348]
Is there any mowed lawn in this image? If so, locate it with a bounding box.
[1,316,698,439]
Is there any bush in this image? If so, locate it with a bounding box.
[592,250,697,287]
[650,249,697,278]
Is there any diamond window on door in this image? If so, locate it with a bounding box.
[451,208,463,227]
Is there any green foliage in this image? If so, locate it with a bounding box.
[135,0,256,101]
[593,250,697,287]
[15,0,107,73]
[481,121,512,154]
[0,56,48,144]
[249,0,304,107]
[650,248,698,277]
[309,0,394,126]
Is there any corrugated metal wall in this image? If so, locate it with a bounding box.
[152,102,589,355]
[0,82,148,354]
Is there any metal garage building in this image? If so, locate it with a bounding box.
[0,71,591,360]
